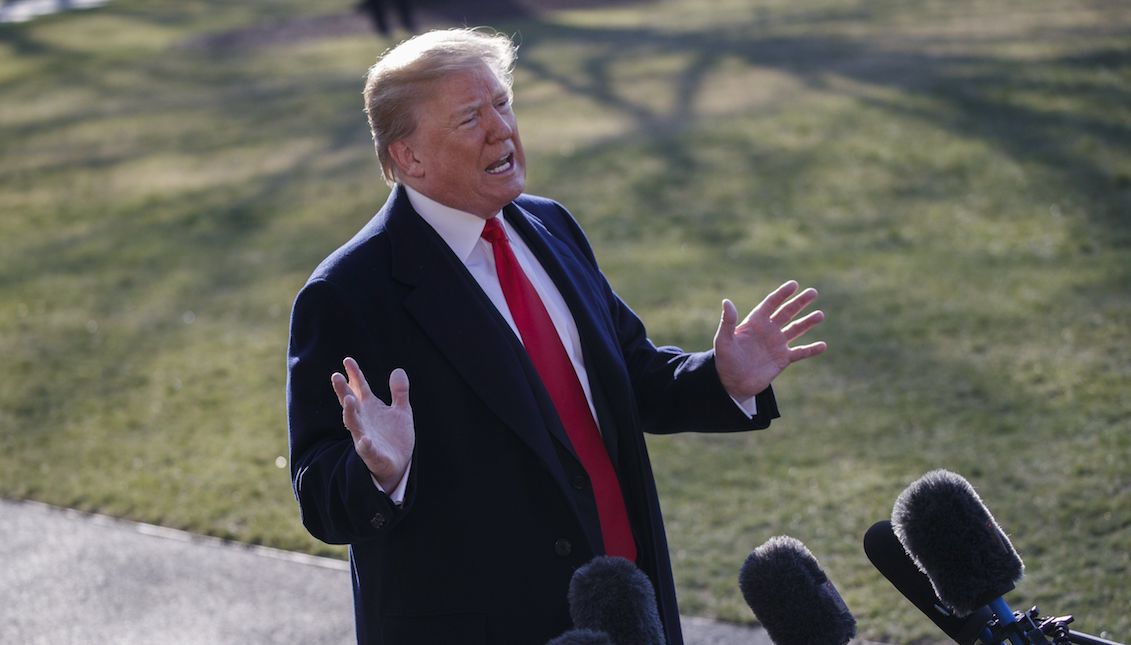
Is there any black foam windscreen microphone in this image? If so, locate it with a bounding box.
[891,469,1025,617]
[864,520,995,645]
[567,556,664,645]
[738,535,857,645]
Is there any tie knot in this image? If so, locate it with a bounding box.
[481,217,508,245]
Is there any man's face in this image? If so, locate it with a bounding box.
[396,64,526,218]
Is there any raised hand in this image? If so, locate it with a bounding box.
[330,357,415,492]
[713,280,827,401]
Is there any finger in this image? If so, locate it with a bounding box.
[788,341,828,363]
[781,309,825,342]
[331,371,348,396]
[388,368,411,408]
[719,296,737,339]
[770,287,819,326]
[341,393,362,435]
[342,357,375,399]
[332,368,364,409]
[755,280,800,318]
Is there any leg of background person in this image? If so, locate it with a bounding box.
[359,0,391,35]
[393,0,416,33]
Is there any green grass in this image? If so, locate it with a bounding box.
[2,1,1129,642]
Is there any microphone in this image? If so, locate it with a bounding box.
[738,535,857,645]
[546,629,616,645]
[566,556,665,645]
[886,470,1126,645]
[891,469,1024,617]
[864,519,995,645]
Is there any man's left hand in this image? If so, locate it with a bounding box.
[713,280,827,400]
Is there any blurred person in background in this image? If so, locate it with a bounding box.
[357,0,416,36]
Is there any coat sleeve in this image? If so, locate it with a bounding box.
[543,200,780,434]
[286,277,412,545]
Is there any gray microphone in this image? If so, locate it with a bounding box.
[891,469,1024,617]
[738,535,857,645]
[567,556,664,645]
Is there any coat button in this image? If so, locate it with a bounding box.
[370,512,386,529]
[571,474,587,491]
[554,539,572,557]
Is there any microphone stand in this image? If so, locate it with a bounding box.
[1033,609,1124,645]
[985,606,1125,645]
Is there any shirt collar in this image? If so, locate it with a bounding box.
[403,185,502,264]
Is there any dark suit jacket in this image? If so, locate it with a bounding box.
[287,186,780,644]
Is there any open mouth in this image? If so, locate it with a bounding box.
[485,152,514,175]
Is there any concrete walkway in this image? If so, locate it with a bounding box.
[1,499,778,644]
[0,0,109,24]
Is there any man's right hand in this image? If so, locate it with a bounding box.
[330,357,415,493]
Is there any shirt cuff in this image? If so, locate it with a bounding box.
[730,393,758,418]
[370,462,411,506]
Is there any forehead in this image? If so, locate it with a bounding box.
[420,64,508,111]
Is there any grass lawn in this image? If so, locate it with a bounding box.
[2,0,1128,642]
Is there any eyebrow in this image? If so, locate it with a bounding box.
[450,101,482,123]
[449,91,511,123]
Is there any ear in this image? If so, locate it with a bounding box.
[388,139,424,179]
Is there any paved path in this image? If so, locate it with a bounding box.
[1,499,778,644]
[0,0,109,24]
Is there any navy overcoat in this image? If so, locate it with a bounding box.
[287,186,780,644]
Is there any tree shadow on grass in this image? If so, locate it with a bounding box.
[508,11,1131,244]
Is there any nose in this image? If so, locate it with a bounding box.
[485,107,514,142]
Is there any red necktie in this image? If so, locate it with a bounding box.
[481,217,636,561]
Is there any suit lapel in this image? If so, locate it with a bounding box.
[503,202,630,467]
[383,188,575,489]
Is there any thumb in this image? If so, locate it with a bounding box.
[355,435,383,475]
[388,368,410,408]
[356,435,376,460]
[716,299,738,341]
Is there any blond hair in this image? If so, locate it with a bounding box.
[363,28,518,185]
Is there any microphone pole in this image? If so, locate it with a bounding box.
[986,602,1049,645]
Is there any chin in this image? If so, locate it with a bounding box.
[510,170,527,197]
[501,177,525,203]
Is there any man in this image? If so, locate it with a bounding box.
[287,28,826,645]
